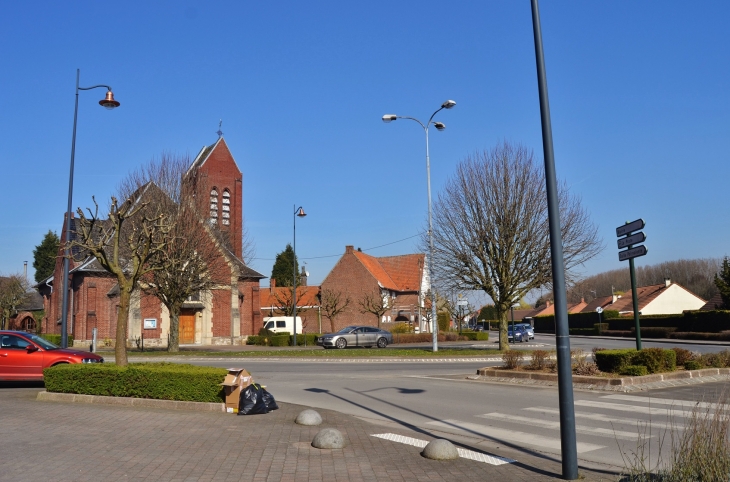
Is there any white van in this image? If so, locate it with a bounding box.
[262,316,303,335]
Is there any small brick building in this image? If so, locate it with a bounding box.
[37,137,265,347]
[319,246,429,332]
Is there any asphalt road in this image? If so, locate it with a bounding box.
[177,356,730,472]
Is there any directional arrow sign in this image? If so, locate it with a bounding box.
[617,231,646,249]
[616,219,645,237]
[618,245,648,262]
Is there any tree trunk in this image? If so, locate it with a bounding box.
[115,285,132,366]
[498,310,509,351]
[168,303,181,352]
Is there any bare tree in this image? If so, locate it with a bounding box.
[270,286,312,317]
[0,274,30,330]
[429,142,602,350]
[358,289,390,328]
[118,154,237,352]
[72,193,171,366]
[320,288,351,332]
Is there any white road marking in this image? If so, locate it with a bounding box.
[601,394,726,411]
[524,407,683,431]
[425,419,604,454]
[475,412,639,440]
[574,400,693,418]
[370,433,514,465]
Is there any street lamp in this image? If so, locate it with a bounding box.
[60,69,120,348]
[382,99,455,352]
[292,206,306,346]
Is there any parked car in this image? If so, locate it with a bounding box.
[316,326,392,349]
[0,331,104,381]
[515,323,535,340]
[507,325,528,343]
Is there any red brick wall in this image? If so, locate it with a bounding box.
[320,246,381,330]
[211,289,232,337]
[238,280,261,336]
[140,292,163,340]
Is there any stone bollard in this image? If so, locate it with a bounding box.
[295,409,322,426]
[422,439,459,460]
[311,428,346,449]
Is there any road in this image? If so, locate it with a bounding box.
[181,355,729,473]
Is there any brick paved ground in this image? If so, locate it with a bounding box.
[0,384,620,482]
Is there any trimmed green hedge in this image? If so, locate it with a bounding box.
[43,363,227,402]
[594,348,676,374]
[290,334,319,346]
[620,365,649,377]
[40,334,74,346]
[460,332,489,341]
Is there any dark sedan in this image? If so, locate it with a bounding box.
[316,326,392,349]
[0,331,104,381]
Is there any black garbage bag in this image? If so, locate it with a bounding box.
[261,387,278,411]
[238,383,268,415]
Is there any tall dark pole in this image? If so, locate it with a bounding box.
[292,205,298,347]
[629,258,642,349]
[530,1,578,479]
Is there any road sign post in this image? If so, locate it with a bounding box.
[596,306,603,335]
[616,219,647,350]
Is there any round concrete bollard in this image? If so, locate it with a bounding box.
[311,428,346,449]
[295,409,323,426]
[422,439,459,460]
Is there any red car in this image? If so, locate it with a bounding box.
[0,330,104,381]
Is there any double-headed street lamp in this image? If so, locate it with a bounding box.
[382,99,456,352]
[60,69,120,348]
[292,206,307,346]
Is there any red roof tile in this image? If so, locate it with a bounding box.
[352,251,425,292]
[260,286,320,308]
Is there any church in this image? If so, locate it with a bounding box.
[37,136,265,347]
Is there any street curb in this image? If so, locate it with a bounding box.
[476,367,730,386]
[36,391,225,412]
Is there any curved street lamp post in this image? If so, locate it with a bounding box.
[292,206,306,346]
[60,69,120,348]
[382,100,456,352]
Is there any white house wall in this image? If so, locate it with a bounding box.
[641,284,706,315]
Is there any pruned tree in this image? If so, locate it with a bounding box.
[715,256,730,309]
[429,142,602,350]
[358,289,390,328]
[118,154,233,352]
[320,288,351,332]
[33,230,59,283]
[270,286,311,317]
[72,191,172,366]
[0,274,30,330]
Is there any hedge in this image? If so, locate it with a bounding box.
[594,348,676,374]
[43,363,227,403]
[534,310,619,333]
[460,332,489,341]
[290,334,319,346]
[40,334,74,346]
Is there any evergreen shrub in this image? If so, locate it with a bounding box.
[620,365,649,377]
[43,363,227,402]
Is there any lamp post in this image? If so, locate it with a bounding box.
[382,100,455,352]
[292,206,306,346]
[60,69,120,349]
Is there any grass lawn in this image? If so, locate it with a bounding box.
[114,347,508,358]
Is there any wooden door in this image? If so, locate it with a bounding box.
[180,310,196,344]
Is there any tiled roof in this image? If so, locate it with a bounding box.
[260,286,320,308]
[353,251,424,292]
[580,296,615,313]
[700,293,725,311]
[609,283,669,313]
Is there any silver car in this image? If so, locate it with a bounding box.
[316,326,392,349]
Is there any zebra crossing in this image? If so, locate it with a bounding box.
[426,393,695,455]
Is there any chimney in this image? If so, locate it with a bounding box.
[300,266,308,287]
[270,279,276,289]
[612,294,618,303]
[345,245,354,254]
[546,300,551,307]
[664,278,671,287]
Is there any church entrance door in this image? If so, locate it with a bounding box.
[180,310,196,344]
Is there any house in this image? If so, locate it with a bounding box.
[699,293,725,311]
[319,245,428,331]
[37,136,265,347]
[579,279,706,316]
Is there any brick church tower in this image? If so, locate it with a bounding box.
[187,136,244,258]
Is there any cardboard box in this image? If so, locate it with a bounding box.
[220,368,253,411]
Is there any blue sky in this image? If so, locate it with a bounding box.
[1,1,728,302]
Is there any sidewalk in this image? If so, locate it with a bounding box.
[0,384,621,482]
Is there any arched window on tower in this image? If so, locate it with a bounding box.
[210,188,219,224]
[221,189,231,226]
